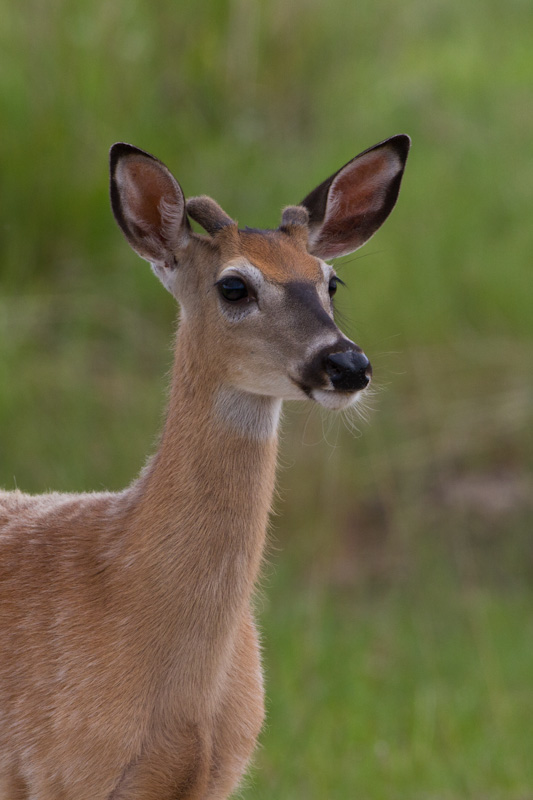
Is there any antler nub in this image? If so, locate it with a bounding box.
[186,196,235,235]
[279,205,309,248]
[280,205,309,228]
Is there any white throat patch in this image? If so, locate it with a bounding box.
[214,387,282,440]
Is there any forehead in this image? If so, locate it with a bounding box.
[235,230,323,283]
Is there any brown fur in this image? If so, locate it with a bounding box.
[237,229,321,284]
[0,136,409,799]
[0,328,274,799]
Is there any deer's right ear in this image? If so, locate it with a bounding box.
[110,143,190,283]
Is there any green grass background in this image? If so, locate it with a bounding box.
[1,0,532,797]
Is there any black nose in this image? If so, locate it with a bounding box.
[324,350,372,392]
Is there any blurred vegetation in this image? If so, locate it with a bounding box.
[1,0,532,797]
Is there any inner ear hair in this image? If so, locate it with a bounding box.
[186,196,235,235]
[110,144,190,268]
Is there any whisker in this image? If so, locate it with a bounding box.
[335,249,386,270]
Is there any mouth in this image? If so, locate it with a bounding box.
[310,386,363,410]
[291,378,363,410]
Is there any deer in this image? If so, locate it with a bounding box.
[0,134,410,799]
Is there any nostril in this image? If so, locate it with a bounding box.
[324,353,347,380]
[359,369,371,388]
[324,350,372,392]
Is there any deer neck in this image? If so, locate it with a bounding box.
[126,323,281,671]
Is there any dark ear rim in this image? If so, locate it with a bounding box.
[301,134,411,227]
[110,143,158,241]
[109,142,189,255]
[109,141,159,170]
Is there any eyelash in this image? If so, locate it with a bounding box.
[329,275,346,297]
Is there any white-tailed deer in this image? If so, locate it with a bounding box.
[0,135,409,799]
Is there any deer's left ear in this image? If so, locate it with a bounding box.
[301,134,410,260]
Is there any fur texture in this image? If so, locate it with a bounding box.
[0,135,409,799]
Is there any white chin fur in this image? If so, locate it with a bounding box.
[310,388,361,410]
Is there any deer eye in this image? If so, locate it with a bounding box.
[328,277,338,297]
[218,276,249,302]
[328,275,345,297]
